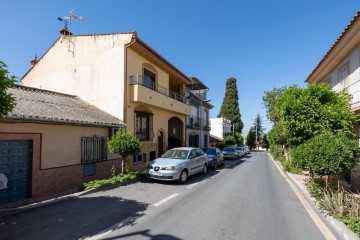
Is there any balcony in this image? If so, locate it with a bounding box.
[348,80,360,112]
[130,75,190,115]
[186,116,211,131]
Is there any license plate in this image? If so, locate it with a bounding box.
[153,172,162,176]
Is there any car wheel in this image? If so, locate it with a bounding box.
[213,160,218,170]
[221,160,225,167]
[178,170,188,184]
[203,164,208,174]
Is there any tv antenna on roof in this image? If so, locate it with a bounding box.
[58,9,86,30]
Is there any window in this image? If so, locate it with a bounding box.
[144,69,156,90]
[133,153,146,164]
[204,135,208,147]
[339,63,349,91]
[135,112,153,141]
[81,136,107,163]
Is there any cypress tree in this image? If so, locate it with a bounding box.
[218,77,243,133]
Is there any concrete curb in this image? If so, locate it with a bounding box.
[269,153,359,240]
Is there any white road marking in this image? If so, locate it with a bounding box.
[186,182,199,189]
[154,193,178,207]
[269,155,337,240]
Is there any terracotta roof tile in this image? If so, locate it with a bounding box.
[306,10,360,82]
[6,85,124,127]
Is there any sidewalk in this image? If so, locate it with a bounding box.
[270,154,360,240]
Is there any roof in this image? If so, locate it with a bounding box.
[187,77,208,90]
[22,31,193,86]
[306,11,360,82]
[21,31,137,80]
[210,134,223,142]
[5,85,125,127]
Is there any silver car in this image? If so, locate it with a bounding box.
[146,147,208,183]
[222,147,238,160]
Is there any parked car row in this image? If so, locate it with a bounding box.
[223,146,250,160]
[146,146,250,183]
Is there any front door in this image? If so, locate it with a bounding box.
[158,131,164,157]
[0,140,32,205]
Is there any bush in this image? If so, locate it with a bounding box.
[216,142,226,150]
[270,144,283,159]
[292,132,360,178]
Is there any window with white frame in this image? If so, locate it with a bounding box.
[339,63,349,91]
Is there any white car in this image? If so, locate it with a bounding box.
[146,147,208,183]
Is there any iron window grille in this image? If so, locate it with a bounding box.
[81,136,108,163]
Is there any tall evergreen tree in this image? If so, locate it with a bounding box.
[254,113,264,143]
[218,77,243,133]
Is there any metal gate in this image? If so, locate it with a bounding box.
[0,140,32,205]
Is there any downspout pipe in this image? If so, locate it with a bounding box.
[123,33,137,128]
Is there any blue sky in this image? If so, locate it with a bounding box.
[1,1,359,135]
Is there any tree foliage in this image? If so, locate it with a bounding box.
[234,132,244,145]
[218,77,243,133]
[0,61,16,119]
[224,135,236,146]
[254,113,264,143]
[291,132,360,177]
[263,84,355,147]
[246,127,256,150]
[108,131,141,173]
[262,134,269,150]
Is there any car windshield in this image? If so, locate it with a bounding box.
[161,149,189,159]
[203,148,216,155]
[236,147,242,151]
[223,147,234,152]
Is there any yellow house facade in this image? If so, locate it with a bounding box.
[22,30,192,171]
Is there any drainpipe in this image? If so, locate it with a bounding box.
[123,33,137,128]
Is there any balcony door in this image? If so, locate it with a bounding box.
[144,69,156,90]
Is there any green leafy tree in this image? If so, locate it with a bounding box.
[0,61,16,119]
[108,131,141,174]
[216,142,226,150]
[224,135,236,146]
[278,84,355,147]
[262,134,269,150]
[246,127,256,150]
[218,77,243,133]
[292,132,360,181]
[234,132,244,145]
[263,87,287,123]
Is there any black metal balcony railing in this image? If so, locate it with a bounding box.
[130,75,187,104]
[185,89,206,101]
[186,116,210,130]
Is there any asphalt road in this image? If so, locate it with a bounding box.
[0,151,340,240]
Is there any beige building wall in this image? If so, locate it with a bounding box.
[0,122,121,199]
[0,122,119,168]
[125,48,187,169]
[22,33,134,120]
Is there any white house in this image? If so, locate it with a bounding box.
[306,10,360,191]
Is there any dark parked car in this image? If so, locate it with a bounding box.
[202,147,224,169]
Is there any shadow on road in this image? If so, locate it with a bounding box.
[223,159,247,169]
[103,229,182,240]
[0,196,149,240]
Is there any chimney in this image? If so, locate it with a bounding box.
[30,55,38,68]
[59,28,73,36]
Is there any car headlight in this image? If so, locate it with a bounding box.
[161,166,177,170]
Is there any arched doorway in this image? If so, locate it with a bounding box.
[168,117,183,150]
[158,131,164,157]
